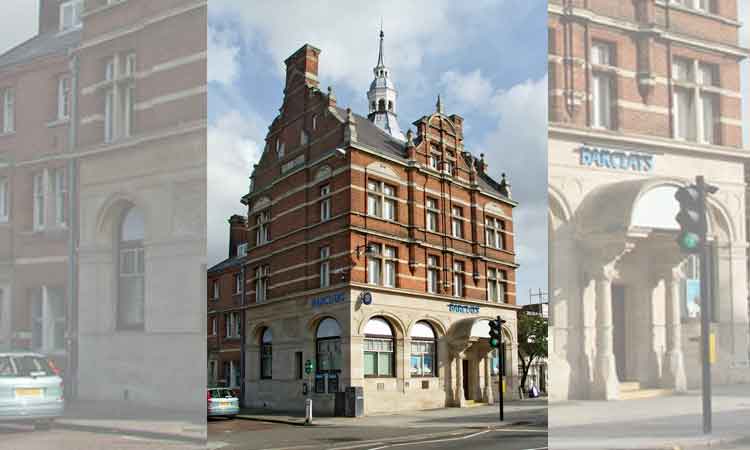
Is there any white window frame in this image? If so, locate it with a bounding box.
[452,261,465,298]
[104,88,114,142]
[383,246,397,288]
[487,268,506,303]
[2,88,14,134]
[276,139,285,159]
[451,206,463,239]
[212,280,219,300]
[53,168,67,227]
[57,76,71,121]
[255,266,268,303]
[0,176,8,222]
[366,243,382,285]
[320,185,331,221]
[256,210,270,245]
[32,172,46,231]
[59,0,82,32]
[427,255,440,294]
[485,217,505,249]
[426,198,439,232]
[320,246,330,288]
[672,57,719,144]
[367,180,396,221]
[234,273,242,294]
[237,242,248,257]
[31,286,65,353]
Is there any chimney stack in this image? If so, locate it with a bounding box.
[228,215,247,258]
[284,44,321,93]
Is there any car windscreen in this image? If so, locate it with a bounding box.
[0,355,56,377]
[210,389,235,398]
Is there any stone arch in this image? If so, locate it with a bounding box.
[251,196,271,213]
[95,192,152,245]
[548,185,572,227]
[314,165,332,182]
[427,114,457,135]
[405,316,448,338]
[305,312,347,338]
[366,161,400,182]
[250,321,274,344]
[357,311,407,338]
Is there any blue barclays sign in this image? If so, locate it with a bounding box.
[579,146,654,173]
[448,303,480,314]
[311,292,346,308]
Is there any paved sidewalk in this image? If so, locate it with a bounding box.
[236,397,548,428]
[55,400,207,443]
[549,384,750,449]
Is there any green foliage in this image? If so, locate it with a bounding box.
[517,312,548,391]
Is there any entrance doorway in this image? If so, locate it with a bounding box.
[462,359,469,400]
[612,284,627,381]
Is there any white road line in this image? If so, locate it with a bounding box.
[366,429,492,450]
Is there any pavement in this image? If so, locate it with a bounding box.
[548,384,750,450]
[53,400,206,444]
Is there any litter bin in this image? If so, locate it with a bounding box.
[344,386,364,417]
[334,391,346,416]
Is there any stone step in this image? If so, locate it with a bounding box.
[463,400,487,407]
[619,381,641,392]
[619,388,673,400]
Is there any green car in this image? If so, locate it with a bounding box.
[0,352,65,430]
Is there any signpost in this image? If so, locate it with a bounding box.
[489,316,506,422]
[675,175,718,435]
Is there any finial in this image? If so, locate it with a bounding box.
[376,25,385,68]
[328,85,336,100]
[480,153,485,162]
[346,107,354,123]
[436,94,444,114]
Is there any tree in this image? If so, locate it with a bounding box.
[517,311,548,393]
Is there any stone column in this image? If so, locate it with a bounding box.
[662,268,687,391]
[483,352,494,404]
[592,265,620,400]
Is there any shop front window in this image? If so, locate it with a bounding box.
[410,321,436,377]
[363,317,395,377]
[315,317,342,393]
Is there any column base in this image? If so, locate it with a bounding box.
[456,387,466,407]
[549,352,571,401]
[662,350,687,392]
[643,348,662,388]
[483,385,494,404]
[591,353,619,400]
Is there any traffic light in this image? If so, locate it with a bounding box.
[304,360,314,375]
[488,319,501,348]
[674,184,704,253]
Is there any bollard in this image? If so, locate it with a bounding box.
[305,398,313,424]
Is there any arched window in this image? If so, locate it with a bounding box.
[260,328,272,379]
[371,101,376,112]
[363,317,394,377]
[378,99,386,112]
[410,321,436,377]
[387,100,393,111]
[315,317,342,393]
[118,206,144,330]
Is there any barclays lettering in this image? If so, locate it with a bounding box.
[311,292,345,308]
[579,146,654,173]
[448,304,480,314]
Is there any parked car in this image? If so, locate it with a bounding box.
[207,387,239,418]
[0,352,65,430]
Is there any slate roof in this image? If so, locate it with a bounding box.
[333,106,512,202]
[0,30,81,70]
[208,256,243,274]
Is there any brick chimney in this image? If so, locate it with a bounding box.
[284,44,321,94]
[228,215,247,259]
[39,0,65,34]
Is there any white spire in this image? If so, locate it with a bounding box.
[367,25,404,141]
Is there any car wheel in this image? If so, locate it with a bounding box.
[33,420,52,431]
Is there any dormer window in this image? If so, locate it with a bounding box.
[60,1,82,32]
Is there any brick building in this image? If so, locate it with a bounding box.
[207,214,248,396]
[235,32,520,415]
[0,0,81,370]
[548,0,750,401]
[0,0,206,411]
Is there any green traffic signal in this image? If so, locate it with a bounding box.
[489,337,500,347]
[679,231,700,250]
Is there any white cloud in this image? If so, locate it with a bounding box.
[0,1,37,54]
[207,109,266,265]
[439,69,494,112]
[208,26,240,85]
[208,0,507,91]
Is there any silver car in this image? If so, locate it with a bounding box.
[207,388,239,418]
[0,352,65,429]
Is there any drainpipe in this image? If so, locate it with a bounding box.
[240,263,246,408]
[65,53,79,401]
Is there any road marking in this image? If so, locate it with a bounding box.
[365,429,492,450]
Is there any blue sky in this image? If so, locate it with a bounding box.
[207,0,550,303]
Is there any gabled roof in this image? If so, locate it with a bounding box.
[0,30,81,70]
[333,106,512,202]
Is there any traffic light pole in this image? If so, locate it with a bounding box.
[496,315,505,422]
[697,177,712,435]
